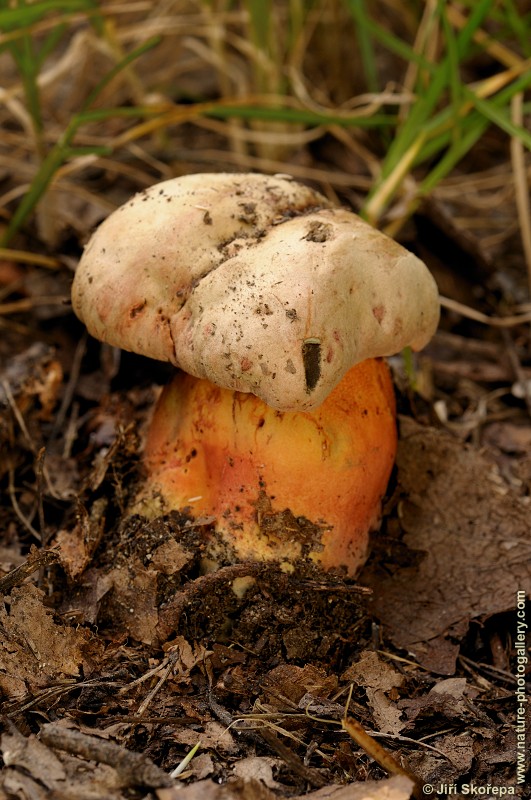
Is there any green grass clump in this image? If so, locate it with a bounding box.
[0,0,158,245]
[1,0,530,245]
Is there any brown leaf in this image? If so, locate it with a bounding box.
[170,722,239,756]
[1,723,126,799]
[56,498,107,579]
[362,418,531,674]
[231,756,282,789]
[156,776,414,800]
[166,635,211,677]
[0,584,94,699]
[261,664,338,710]
[151,537,194,574]
[58,566,114,625]
[343,651,406,736]
[483,421,531,454]
[106,558,159,645]
[399,678,479,725]
[343,651,404,693]
[0,343,62,419]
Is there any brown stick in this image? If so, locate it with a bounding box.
[342,715,422,799]
[40,723,172,789]
[0,548,59,595]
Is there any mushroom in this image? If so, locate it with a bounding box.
[72,173,439,575]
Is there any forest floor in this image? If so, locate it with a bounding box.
[0,4,530,799]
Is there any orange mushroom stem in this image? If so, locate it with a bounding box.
[138,358,396,576]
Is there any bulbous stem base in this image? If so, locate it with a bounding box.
[138,358,397,576]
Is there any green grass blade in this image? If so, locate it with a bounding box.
[342,7,433,73]
[246,0,271,54]
[455,0,496,57]
[441,2,462,119]
[0,0,96,30]
[1,36,161,245]
[364,0,500,215]
[203,104,397,127]
[419,117,489,194]
[36,22,67,69]
[343,0,379,92]
[503,0,531,57]
[81,35,161,112]
[464,87,531,149]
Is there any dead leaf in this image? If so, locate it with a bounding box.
[343,651,404,693]
[231,756,282,789]
[0,343,62,419]
[429,677,478,701]
[362,418,531,673]
[58,566,114,625]
[171,721,239,755]
[1,723,130,799]
[261,664,338,710]
[187,752,215,781]
[56,498,107,578]
[343,651,405,736]
[406,732,475,791]
[0,584,95,699]
[151,537,193,574]
[106,557,159,645]
[399,678,481,725]
[165,635,211,687]
[156,775,414,800]
[483,421,531,454]
[305,776,414,799]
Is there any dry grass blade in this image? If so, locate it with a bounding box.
[440,295,531,327]
[0,296,69,315]
[0,248,60,268]
[510,93,531,296]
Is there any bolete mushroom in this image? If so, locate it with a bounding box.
[72,173,439,575]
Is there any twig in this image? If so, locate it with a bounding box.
[39,723,173,789]
[35,447,48,545]
[501,328,531,419]
[7,467,40,541]
[2,377,75,501]
[157,561,268,641]
[118,656,172,694]
[440,295,531,326]
[258,725,328,788]
[2,379,36,452]
[342,714,422,799]
[459,654,517,686]
[5,678,123,718]
[0,547,59,595]
[137,658,174,716]
[49,332,87,441]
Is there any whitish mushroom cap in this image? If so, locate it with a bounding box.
[72,173,440,411]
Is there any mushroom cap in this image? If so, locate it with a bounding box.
[72,172,439,411]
